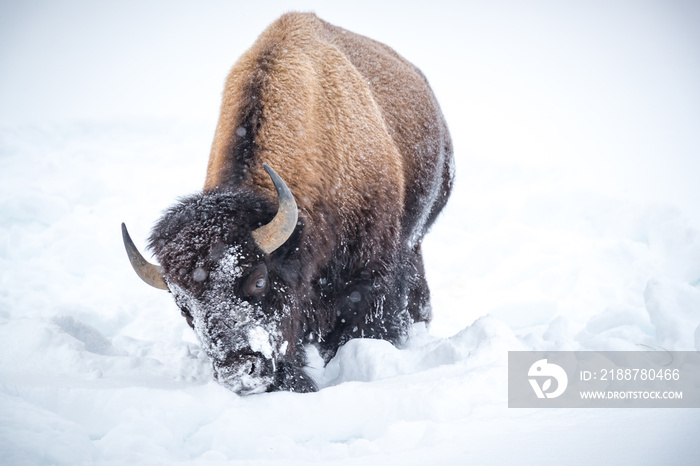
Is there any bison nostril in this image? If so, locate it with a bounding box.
[221,352,270,379]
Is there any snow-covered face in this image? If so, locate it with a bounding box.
[147,191,305,395]
[166,244,289,395]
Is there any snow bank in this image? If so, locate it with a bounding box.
[2,120,699,465]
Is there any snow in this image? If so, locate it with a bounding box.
[2,0,700,464]
[248,327,274,360]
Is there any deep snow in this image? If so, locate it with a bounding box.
[2,1,700,465]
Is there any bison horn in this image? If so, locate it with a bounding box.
[121,223,168,290]
[251,163,298,254]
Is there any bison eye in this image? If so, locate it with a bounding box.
[243,264,269,298]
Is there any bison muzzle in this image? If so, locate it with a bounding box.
[122,12,454,395]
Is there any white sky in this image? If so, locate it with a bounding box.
[2,0,699,218]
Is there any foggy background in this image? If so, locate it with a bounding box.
[2,0,699,220]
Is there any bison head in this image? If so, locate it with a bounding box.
[122,164,315,394]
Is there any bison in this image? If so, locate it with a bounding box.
[122,12,454,394]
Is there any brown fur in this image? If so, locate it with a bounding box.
[204,12,451,257]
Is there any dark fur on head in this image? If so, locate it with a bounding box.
[148,189,318,393]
